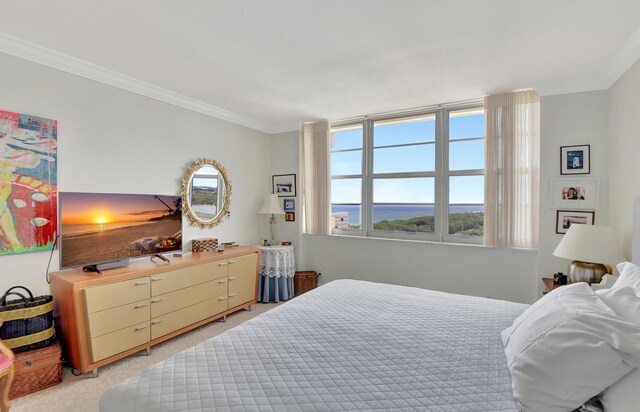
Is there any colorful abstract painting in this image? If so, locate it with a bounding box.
[0,110,58,256]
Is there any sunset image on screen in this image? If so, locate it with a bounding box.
[59,193,182,268]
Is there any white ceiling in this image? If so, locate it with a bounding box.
[1,0,639,133]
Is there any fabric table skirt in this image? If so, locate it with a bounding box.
[257,275,294,302]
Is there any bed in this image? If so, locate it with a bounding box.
[100,279,527,411]
[101,199,640,411]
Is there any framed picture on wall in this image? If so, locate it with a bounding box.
[285,212,295,222]
[550,178,598,209]
[272,174,297,197]
[560,144,590,175]
[556,210,595,234]
[283,198,295,211]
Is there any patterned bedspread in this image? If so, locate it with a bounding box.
[100,279,527,411]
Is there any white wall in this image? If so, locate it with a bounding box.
[266,131,301,260]
[608,58,640,258]
[302,235,537,304]
[0,53,272,296]
[538,91,610,291]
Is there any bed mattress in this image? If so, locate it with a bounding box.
[100,279,527,411]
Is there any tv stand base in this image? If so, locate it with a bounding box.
[82,259,129,274]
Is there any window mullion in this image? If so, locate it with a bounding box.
[448,169,484,177]
[363,119,373,236]
[435,109,446,242]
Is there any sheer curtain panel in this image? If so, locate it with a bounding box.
[484,90,540,249]
[300,121,331,235]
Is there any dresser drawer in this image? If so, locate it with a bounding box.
[150,278,227,318]
[87,299,150,338]
[228,269,256,293]
[227,253,257,275]
[90,321,150,362]
[151,296,227,340]
[150,262,225,296]
[228,285,255,309]
[83,278,150,314]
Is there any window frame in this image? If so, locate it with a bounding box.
[330,101,484,244]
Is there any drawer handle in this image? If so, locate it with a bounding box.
[218,262,228,266]
[218,296,227,301]
[151,277,166,282]
[228,260,238,264]
[134,304,147,309]
[134,325,148,331]
[134,281,148,286]
[217,279,227,284]
[151,298,163,303]
[228,276,238,281]
[228,293,237,298]
[151,319,164,325]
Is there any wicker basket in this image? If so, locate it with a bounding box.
[192,238,218,253]
[0,286,55,353]
[9,340,62,399]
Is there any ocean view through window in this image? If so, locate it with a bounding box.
[330,103,485,243]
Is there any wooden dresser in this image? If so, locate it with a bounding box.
[50,246,259,376]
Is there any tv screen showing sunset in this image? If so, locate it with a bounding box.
[59,192,182,268]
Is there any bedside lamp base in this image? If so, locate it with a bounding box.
[568,261,607,284]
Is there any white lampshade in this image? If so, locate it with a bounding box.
[258,194,285,215]
[553,225,625,266]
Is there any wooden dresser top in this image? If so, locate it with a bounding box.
[50,246,259,287]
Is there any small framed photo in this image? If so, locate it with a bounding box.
[285,212,295,222]
[556,210,595,234]
[283,198,295,211]
[272,174,297,197]
[550,178,598,209]
[560,144,590,175]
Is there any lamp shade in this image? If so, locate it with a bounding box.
[553,225,625,266]
[258,194,285,215]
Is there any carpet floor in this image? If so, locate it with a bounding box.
[11,301,283,412]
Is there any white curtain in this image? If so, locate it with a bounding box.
[484,90,540,249]
[300,121,331,235]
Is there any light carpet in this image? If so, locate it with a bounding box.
[11,302,283,412]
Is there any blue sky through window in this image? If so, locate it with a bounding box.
[332,110,484,204]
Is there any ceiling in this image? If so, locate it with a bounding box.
[1,0,639,133]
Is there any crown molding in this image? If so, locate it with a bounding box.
[535,26,640,97]
[0,32,272,134]
[267,122,301,134]
[602,26,640,88]
[533,73,610,97]
[2,27,640,130]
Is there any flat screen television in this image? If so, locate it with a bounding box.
[59,192,182,270]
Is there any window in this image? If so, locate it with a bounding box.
[330,104,485,243]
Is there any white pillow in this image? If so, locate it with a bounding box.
[501,283,640,412]
[614,261,640,293]
[590,274,618,291]
[596,287,640,412]
[600,368,640,412]
[595,287,640,324]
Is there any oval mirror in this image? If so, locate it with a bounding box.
[181,159,231,228]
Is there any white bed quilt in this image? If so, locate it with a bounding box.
[100,279,527,411]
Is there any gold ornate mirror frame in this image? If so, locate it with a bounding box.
[181,158,232,229]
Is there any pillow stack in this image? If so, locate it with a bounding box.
[501,264,640,412]
[597,262,640,412]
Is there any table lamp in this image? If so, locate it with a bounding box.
[258,194,285,245]
[553,225,625,284]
